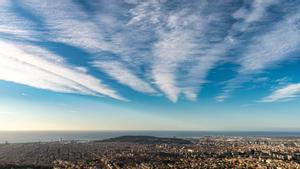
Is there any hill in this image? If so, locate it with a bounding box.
[100,136,192,144]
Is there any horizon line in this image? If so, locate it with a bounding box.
[1,130,300,132]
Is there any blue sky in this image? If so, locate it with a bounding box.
[0,0,300,131]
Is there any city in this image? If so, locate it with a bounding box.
[0,136,300,168]
[1,0,300,168]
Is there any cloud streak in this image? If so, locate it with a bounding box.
[93,60,156,94]
[239,12,300,73]
[217,6,300,102]
[0,0,37,40]
[129,1,226,102]
[0,40,124,100]
[21,0,110,52]
[260,83,300,102]
[1,0,300,103]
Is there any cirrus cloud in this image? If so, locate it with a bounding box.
[0,40,124,101]
[260,83,300,102]
[0,0,300,103]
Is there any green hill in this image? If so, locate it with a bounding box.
[100,136,192,144]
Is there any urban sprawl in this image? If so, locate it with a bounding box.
[0,136,300,168]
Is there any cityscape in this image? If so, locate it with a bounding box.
[1,135,300,168]
[1,0,300,168]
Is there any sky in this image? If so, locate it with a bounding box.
[0,0,300,131]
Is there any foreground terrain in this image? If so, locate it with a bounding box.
[0,136,300,168]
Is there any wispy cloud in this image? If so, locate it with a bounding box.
[0,0,36,40]
[217,6,300,102]
[93,60,156,94]
[0,40,124,100]
[239,12,300,73]
[154,10,204,101]
[21,0,110,52]
[1,0,300,103]
[260,83,300,102]
[152,26,199,102]
[128,1,227,102]
[232,0,279,30]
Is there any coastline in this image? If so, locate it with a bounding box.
[1,130,300,144]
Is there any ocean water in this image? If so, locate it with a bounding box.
[1,131,300,143]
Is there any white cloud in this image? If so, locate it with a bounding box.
[93,60,156,94]
[217,9,300,102]
[152,62,179,102]
[176,4,239,101]
[0,0,36,40]
[216,76,249,102]
[147,4,207,102]
[126,1,238,102]
[21,0,110,52]
[239,12,300,73]
[0,40,124,100]
[181,42,229,101]
[15,0,232,102]
[233,0,278,22]
[232,0,279,32]
[2,0,299,103]
[260,83,300,102]
[152,30,198,102]
[246,0,279,22]
[216,94,229,103]
[127,0,164,27]
[236,1,300,73]
[125,0,181,102]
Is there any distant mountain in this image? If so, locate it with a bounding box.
[100,136,192,144]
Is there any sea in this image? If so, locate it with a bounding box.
[1,131,300,143]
